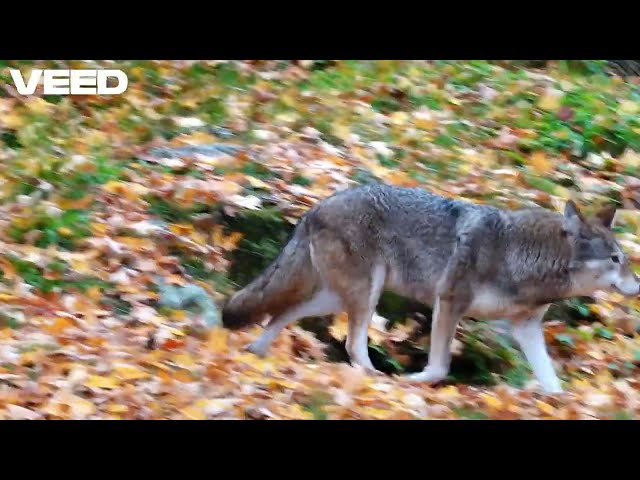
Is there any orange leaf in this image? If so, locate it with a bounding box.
[0,258,17,281]
[44,317,75,335]
[530,151,552,175]
[58,195,94,210]
[535,400,555,415]
[162,338,184,350]
[173,370,193,382]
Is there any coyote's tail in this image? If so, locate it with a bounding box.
[222,217,316,329]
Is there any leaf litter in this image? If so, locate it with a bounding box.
[0,60,640,419]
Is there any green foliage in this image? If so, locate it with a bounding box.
[302,391,332,420]
[453,407,489,420]
[9,209,91,249]
[450,323,527,386]
[225,207,293,288]
[146,195,213,223]
[369,344,405,373]
[6,256,110,294]
[180,255,232,295]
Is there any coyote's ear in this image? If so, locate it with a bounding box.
[595,204,617,229]
[563,200,583,237]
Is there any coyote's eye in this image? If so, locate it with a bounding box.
[611,255,620,264]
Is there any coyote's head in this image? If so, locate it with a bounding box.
[563,200,639,297]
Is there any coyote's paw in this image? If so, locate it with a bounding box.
[349,362,381,377]
[405,367,448,384]
[246,342,268,358]
[364,366,385,377]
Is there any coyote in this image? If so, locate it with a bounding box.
[222,184,639,393]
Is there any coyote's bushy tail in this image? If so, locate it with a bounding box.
[222,218,316,329]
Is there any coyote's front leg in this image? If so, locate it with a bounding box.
[407,230,475,384]
[511,305,563,394]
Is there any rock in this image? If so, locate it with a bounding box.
[156,277,221,327]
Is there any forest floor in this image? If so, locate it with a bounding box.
[1,60,640,419]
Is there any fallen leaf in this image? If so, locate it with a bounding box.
[85,375,120,390]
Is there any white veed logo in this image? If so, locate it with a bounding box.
[9,69,128,95]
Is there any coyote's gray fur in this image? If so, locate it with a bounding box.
[222,184,639,393]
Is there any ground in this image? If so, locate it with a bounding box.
[1,60,640,420]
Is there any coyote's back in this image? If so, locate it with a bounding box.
[221,183,466,327]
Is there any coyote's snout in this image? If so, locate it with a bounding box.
[222,184,638,393]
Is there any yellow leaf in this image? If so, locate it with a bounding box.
[69,257,94,275]
[130,183,150,197]
[169,224,194,236]
[587,350,604,361]
[173,353,195,369]
[332,123,351,143]
[87,286,102,302]
[275,112,299,124]
[85,375,120,390]
[608,293,625,303]
[234,353,272,372]
[537,88,564,112]
[57,227,73,237]
[589,304,607,317]
[481,393,503,410]
[535,400,555,415]
[329,313,349,341]
[70,397,96,419]
[180,405,206,420]
[114,365,149,381]
[362,407,394,419]
[246,176,270,189]
[103,181,125,195]
[281,92,297,108]
[20,351,42,366]
[107,404,129,413]
[0,111,25,130]
[620,100,639,114]
[207,327,228,354]
[90,222,109,236]
[571,378,591,390]
[282,404,314,420]
[25,97,52,115]
[390,111,408,126]
[195,398,238,416]
[167,327,186,337]
[438,386,461,399]
[87,130,108,146]
[150,361,170,372]
[415,116,437,130]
